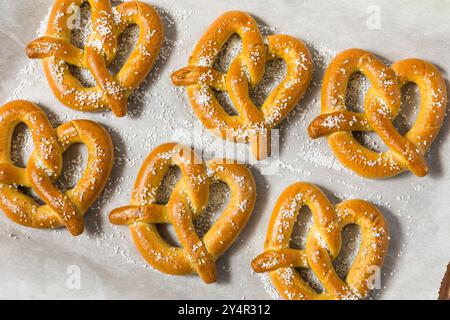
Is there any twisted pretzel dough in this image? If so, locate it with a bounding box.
[252,182,389,300]
[26,0,164,117]
[110,143,256,283]
[171,11,313,160]
[308,49,447,178]
[0,100,113,236]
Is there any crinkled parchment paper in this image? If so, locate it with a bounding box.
[0,0,449,299]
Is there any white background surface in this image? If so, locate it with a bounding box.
[0,0,449,299]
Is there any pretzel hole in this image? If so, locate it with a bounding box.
[353,132,388,153]
[333,224,362,281]
[194,181,230,237]
[214,90,238,116]
[393,83,421,135]
[68,2,96,87]
[70,2,92,50]
[108,24,140,76]
[346,73,388,152]
[289,207,325,293]
[11,124,34,168]
[345,72,369,113]
[156,224,181,247]
[213,34,242,73]
[296,268,325,294]
[250,58,286,107]
[212,35,243,116]
[154,166,181,205]
[54,143,88,193]
[155,166,181,247]
[10,124,43,204]
[289,206,313,250]
[16,186,45,206]
[69,65,97,87]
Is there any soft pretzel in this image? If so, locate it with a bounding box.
[308,48,447,178]
[171,11,313,160]
[26,0,164,117]
[0,100,113,236]
[252,182,389,300]
[110,143,256,283]
[439,263,450,300]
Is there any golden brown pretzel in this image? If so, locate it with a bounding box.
[109,143,256,283]
[308,49,447,178]
[0,100,113,236]
[439,263,450,300]
[252,182,389,300]
[26,0,164,117]
[171,11,313,160]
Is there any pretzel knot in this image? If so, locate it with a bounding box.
[110,143,256,283]
[308,49,447,179]
[171,11,313,160]
[0,100,113,236]
[252,183,389,300]
[26,0,164,117]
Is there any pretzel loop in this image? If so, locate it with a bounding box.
[110,143,256,283]
[0,100,113,236]
[0,101,62,185]
[308,49,447,178]
[26,0,164,117]
[252,182,389,300]
[171,11,313,160]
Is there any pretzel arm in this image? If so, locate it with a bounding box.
[308,111,371,138]
[225,59,269,160]
[260,35,313,126]
[365,92,428,177]
[26,36,85,68]
[0,100,62,175]
[266,183,341,257]
[86,48,128,117]
[395,59,447,151]
[252,249,308,272]
[203,160,256,256]
[109,204,169,225]
[171,66,226,91]
[169,191,216,284]
[0,164,30,186]
[27,164,84,236]
[113,1,164,89]
[84,0,117,61]
[0,184,61,228]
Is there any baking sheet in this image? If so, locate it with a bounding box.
[0,0,449,299]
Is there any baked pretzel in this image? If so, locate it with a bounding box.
[171,11,313,160]
[308,49,447,178]
[26,0,164,117]
[252,182,389,300]
[439,263,450,300]
[110,143,256,283]
[0,100,113,236]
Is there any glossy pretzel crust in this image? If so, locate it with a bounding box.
[26,0,164,117]
[171,11,313,160]
[308,49,447,178]
[252,182,389,300]
[110,143,256,283]
[0,100,113,236]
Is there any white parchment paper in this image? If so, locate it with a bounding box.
[0,0,449,299]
